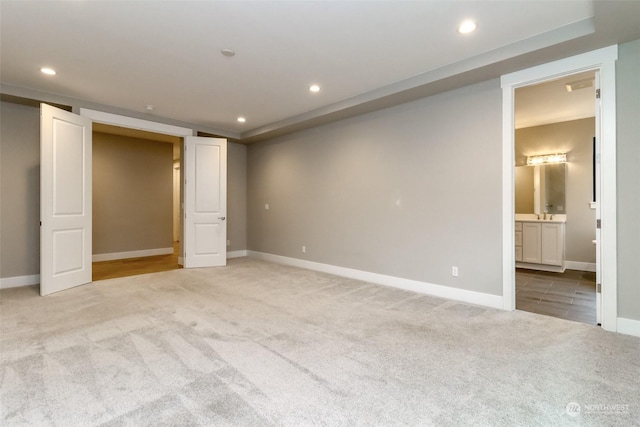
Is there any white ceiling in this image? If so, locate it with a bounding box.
[1,1,639,142]
[515,70,596,129]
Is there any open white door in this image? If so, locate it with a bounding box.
[594,71,602,325]
[40,104,92,296]
[184,136,227,268]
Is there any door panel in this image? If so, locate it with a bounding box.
[594,70,602,324]
[541,223,562,266]
[184,137,227,268]
[522,223,541,264]
[41,104,92,295]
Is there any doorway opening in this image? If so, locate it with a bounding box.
[501,45,618,332]
[513,71,597,324]
[90,123,184,281]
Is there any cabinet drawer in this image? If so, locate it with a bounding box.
[515,231,523,247]
[515,246,523,262]
[515,222,523,232]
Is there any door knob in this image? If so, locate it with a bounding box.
[218,216,226,220]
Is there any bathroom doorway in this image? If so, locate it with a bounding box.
[501,46,618,331]
[513,72,597,324]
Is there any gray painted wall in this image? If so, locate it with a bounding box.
[0,101,40,278]
[248,79,503,296]
[227,142,247,252]
[616,39,640,321]
[93,132,173,255]
[515,118,596,264]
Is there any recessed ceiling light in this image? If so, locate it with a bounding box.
[221,49,236,57]
[40,67,56,75]
[309,84,320,93]
[457,20,477,34]
[237,117,246,123]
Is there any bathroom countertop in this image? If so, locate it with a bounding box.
[515,213,566,224]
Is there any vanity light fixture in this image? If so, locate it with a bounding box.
[526,153,567,166]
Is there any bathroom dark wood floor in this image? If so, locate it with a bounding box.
[516,268,597,324]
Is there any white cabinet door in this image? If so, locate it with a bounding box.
[541,223,564,266]
[184,136,227,268]
[40,104,92,295]
[515,245,523,262]
[522,223,541,264]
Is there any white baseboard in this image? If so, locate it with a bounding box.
[565,261,597,272]
[92,247,174,262]
[248,251,503,309]
[0,274,40,289]
[227,250,248,259]
[617,317,640,338]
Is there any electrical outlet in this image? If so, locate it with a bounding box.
[452,266,459,277]
[265,203,270,210]
[302,246,306,253]
[227,240,231,247]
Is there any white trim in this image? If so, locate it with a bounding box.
[92,247,174,262]
[80,108,193,137]
[502,80,516,311]
[564,261,597,272]
[0,274,40,289]
[617,318,640,338]
[501,45,618,332]
[227,250,248,259]
[500,46,617,87]
[248,251,503,309]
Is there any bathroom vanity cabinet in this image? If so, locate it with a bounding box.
[515,220,565,272]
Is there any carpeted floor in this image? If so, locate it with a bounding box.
[1,258,639,426]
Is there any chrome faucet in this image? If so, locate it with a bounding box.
[549,214,553,220]
[536,214,540,220]
[543,211,548,220]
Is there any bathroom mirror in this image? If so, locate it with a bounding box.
[515,163,566,215]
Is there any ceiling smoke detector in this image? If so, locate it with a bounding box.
[565,78,593,92]
[221,49,236,58]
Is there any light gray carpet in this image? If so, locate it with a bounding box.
[1,258,639,426]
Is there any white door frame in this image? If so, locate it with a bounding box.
[79,108,193,263]
[500,45,618,332]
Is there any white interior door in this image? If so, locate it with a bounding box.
[184,136,227,268]
[594,71,602,325]
[40,104,92,296]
